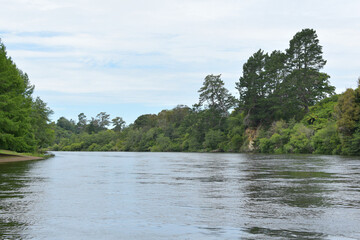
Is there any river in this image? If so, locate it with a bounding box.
[0,152,359,239]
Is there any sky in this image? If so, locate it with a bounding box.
[1,0,360,125]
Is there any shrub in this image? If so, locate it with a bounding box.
[311,122,341,155]
[203,129,225,150]
[284,124,313,153]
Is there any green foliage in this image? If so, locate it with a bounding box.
[198,74,236,114]
[48,30,360,156]
[112,117,126,132]
[336,88,360,136]
[31,97,55,147]
[51,79,360,156]
[150,134,171,152]
[258,120,291,154]
[133,114,157,130]
[284,29,335,114]
[340,131,360,156]
[303,94,338,130]
[0,39,54,152]
[86,112,111,134]
[57,117,76,132]
[236,29,335,127]
[284,123,314,154]
[203,129,225,150]
[311,122,341,155]
[335,84,360,155]
[236,49,271,126]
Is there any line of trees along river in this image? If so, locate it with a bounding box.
[51,29,360,156]
[1,29,360,155]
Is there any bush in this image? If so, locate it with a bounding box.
[88,143,101,151]
[259,138,272,153]
[284,124,313,153]
[341,131,360,155]
[203,129,225,150]
[311,122,341,155]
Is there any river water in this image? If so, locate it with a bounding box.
[0,152,359,239]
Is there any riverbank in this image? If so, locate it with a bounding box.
[0,150,45,163]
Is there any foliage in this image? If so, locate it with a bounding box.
[284,28,335,114]
[311,122,341,155]
[198,74,236,114]
[31,97,55,149]
[0,39,54,152]
[48,30,360,156]
[335,88,360,136]
[236,29,335,127]
[302,94,338,130]
[112,117,126,132]
[203,129,225,150]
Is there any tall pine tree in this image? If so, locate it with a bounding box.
[284,29,335,115]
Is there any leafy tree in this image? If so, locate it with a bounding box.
[335,82,360,155]
[133,114,157,129]
[0,40,35,152]
[112,117,126,132]
[77,113,87,132]
[284,123,314,153]
[57,117,76,132]
[86,118,100,134]
[335,88,360,136]
[96,112,110,129]
[264,50,287,120]
[86,112,111,134]
[203,129,225,150]
[198,74,236,114]
[311,122,341,155]
[31,97,55,148]
[236,49,269,126]
[284,28,335,114]
[302,94,338,130]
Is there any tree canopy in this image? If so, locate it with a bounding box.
[236,29,335,127]
[0,39,54,152]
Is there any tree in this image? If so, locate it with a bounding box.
[133,114,157,129]
[77,113,87,132]
[236,29,335,126]
[195,74,236,133]
[284,28,335,114]
[0,40,35,152]
[31,97,55,148]
[264,50,287,120]
[85,112,111,134]
[96,112,110,129]
[236,49,270,126]
[57,117,76,132]
[112,117,126,132]
[336,88,360,136]
[198,74,236,114]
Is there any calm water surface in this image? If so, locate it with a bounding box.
[0,152,360,239]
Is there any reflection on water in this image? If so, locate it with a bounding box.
[0,152,360,239]
[0,160,42,239]
[244,226,326,240]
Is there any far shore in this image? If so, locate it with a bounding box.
[0,154,43,164]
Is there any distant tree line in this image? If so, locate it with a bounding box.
[3,29,358,156]
[0,39,54,152]
[51,29,360,155]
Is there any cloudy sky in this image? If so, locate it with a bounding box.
[1,0,359,124]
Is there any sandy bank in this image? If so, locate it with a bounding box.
[0,154,43,163]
